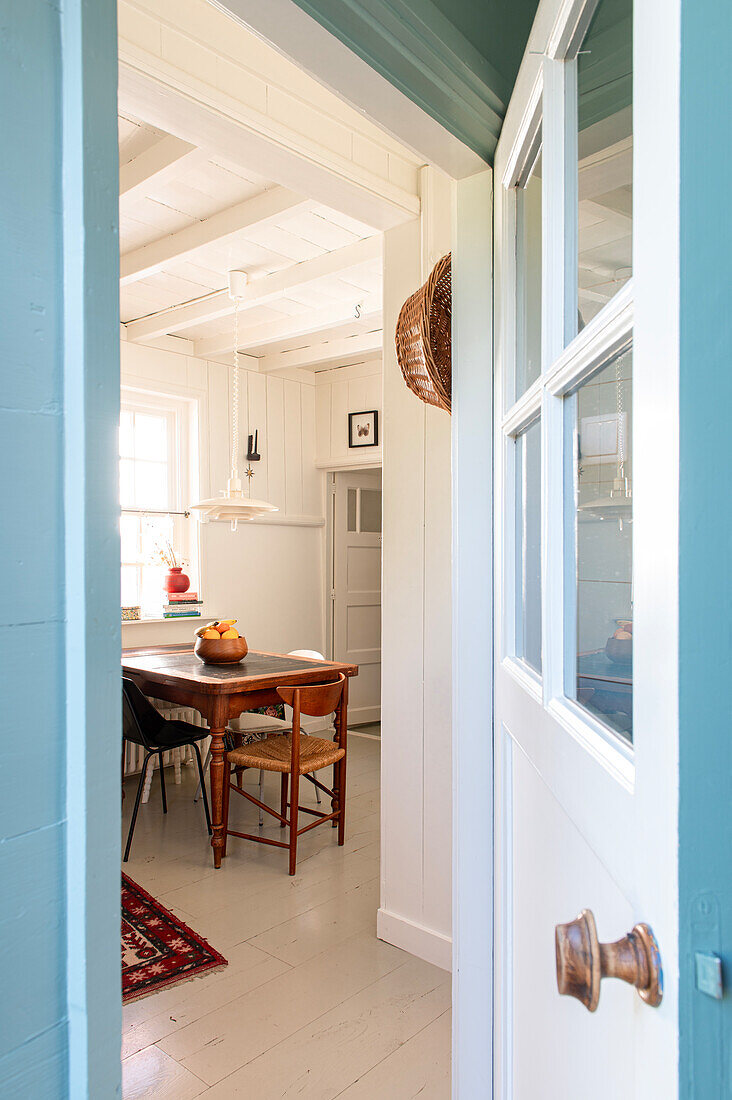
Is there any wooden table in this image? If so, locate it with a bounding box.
[122,644,358,868]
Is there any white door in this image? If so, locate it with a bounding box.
[493,0,677,1096]
[333,470,382,724]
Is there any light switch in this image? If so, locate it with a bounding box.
[695,952,723,1000]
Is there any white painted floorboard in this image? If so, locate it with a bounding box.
[122,735,451,1098]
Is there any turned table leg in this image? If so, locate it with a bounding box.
[208,726,227,868]
[332,680,348,827]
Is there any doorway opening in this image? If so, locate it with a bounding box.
[117,0,452,1093]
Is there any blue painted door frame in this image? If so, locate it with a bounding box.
[0,0,121,1095]
[678,0,732,1093]
[1,0,729,1094]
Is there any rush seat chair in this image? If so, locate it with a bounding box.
[222,674,347,875]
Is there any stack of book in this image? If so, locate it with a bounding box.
[163,593,203,619]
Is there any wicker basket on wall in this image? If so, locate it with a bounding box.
[395,252,451,414]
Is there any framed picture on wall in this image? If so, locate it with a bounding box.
[348,410,379,448]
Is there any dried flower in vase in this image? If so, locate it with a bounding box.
[151,538,184,569]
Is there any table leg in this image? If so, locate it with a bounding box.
[337,677,348,844]
[208,726,226,868]
[332,683,347,827]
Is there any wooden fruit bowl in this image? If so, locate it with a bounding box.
[605,637,632,665]
[194,635,249,665]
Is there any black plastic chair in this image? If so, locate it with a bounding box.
[122,677,212,862]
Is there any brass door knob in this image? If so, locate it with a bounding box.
[555,909,663,1012]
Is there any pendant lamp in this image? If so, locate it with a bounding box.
[190,272,278,531]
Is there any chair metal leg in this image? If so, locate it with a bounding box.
[191,741,212,835]
[124,752,152,863]
[259,768,264,827]
[159,752,168,813]
[194,742,212,802]
[305,771,322,804]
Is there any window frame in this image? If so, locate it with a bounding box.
[120,386,200,619]
[496,0,635,768]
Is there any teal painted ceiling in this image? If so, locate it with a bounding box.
[429,0,540,97]
[288,0,540,163]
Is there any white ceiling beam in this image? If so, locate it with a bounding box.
[194,298,382,359]
[125,235,382,343]
[120,187,312,286]
[259,330,383,374]
[217,0,488,179]
[119,134,197,201]
[118,62,420,231]
[579,139,632,202]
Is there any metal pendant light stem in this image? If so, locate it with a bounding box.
[231,298,240,484]
[188,271,277,527]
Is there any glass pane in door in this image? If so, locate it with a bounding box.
[359,489,382,533]
[514,156,542,402]
[567,346,633,742]
[577,0,633,330]
[515,419,542,673]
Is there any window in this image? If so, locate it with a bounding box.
[119,391,199,617]
[498,0,634,754]
[515,418,542,674]
[347,487,382,533]
[515,153,543,402]
[566,345,633,742]
[576,0,633,331]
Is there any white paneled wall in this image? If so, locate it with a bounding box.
[315,361,383,469]
[121,340,326,655]
[378,175,453,971]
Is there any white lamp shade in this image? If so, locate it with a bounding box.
[190,491,278,524]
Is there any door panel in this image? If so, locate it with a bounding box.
[347,546,381,592]
[493,1,676,1097]
[509,736,635,1100]
[333,470,382,724]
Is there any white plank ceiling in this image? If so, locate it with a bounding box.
[118,111,383,370]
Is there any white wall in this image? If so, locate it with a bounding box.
[378,171,453,970]
[120,340,326,655]
[315,360,383,470]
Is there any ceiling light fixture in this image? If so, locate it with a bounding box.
[189,271,277,531]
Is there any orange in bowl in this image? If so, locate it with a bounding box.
[193,619,247,664]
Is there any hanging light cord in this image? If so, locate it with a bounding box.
[231,297,240,479]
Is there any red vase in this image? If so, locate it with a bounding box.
[164,566,190,594]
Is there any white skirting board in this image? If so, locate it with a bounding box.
[377,907,452,972]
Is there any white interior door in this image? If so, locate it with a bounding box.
[493,0,677,1096]
[333,469,382,724]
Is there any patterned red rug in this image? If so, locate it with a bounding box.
[122,874,227,1004]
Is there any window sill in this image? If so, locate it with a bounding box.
[122,615,205,626]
